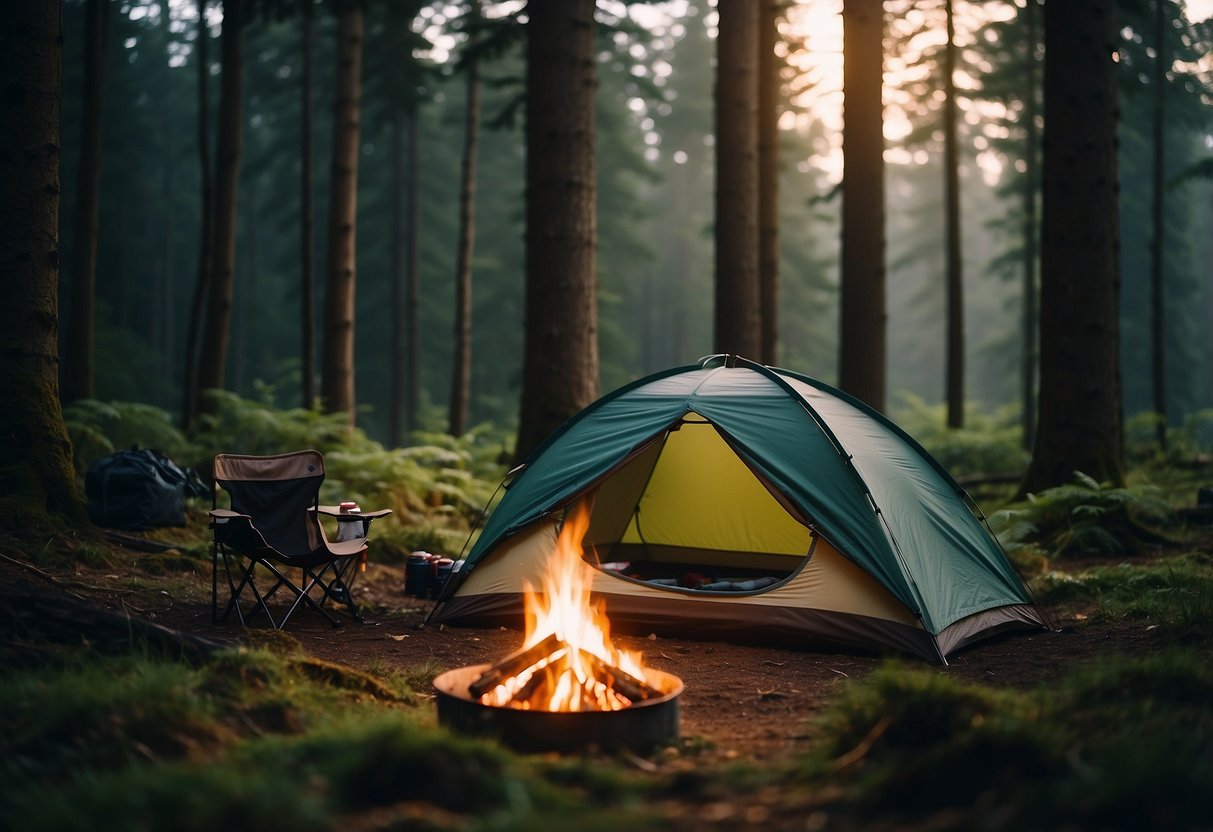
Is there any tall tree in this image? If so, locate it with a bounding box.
[300,2,317,411]
[321,4,365,426]
[448,4,483,437]
[838,0,887,411]
[182,0,214,430]
[1149,0,1167,450]
[1021,0,1124,492]
[0,0,85,528]
[515,0,599,462]
[757,0,779,366]
[197,0,247,407]
[388,107,421,446]
[714,0,761,358]
[62,0,111,404]
[1020,0,1040,451]
[943,0,964,428]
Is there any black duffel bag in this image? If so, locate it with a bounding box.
[85,448,208,530]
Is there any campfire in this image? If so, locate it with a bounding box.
[433,502,683,751]
[471,503,665,711]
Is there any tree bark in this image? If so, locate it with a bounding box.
[321,5,364,427]
[943,0,964,428]
[757,0,779,367]
[387,109,422,444]
[515,0,599,463]
[300,6,316,411]
[714,0,761,359]
[838,0,886,411]
[182,0,213,431]
[197,0,246,407]
[449,29,481,437]
[1150,0,1167,451]
[62,0,110,405]
[1020,0,1039,451]
[0,0,87,528]
[1020,0,1124,493]
[389,110,407,447]
[404,109,421,435]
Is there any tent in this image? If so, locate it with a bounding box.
[430,356,1046,662]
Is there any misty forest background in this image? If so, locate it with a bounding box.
[55,0,1213,467]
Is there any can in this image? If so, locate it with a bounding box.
[431,557,455,599]
[405,552,432,597]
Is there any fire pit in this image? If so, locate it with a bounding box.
[434,664,683,753]
[433,503,684,752]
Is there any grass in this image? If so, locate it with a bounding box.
[0,636,670,832]
[1032,551,1213,643]
[778,651,1213,829]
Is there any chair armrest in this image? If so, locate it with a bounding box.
[209,508,251,521]
[312,506,393,521]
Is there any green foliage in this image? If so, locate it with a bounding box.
[62,399,190,473]
[1126,409,1213,462]
[889,393,1027,479]
[0,645,662,832]
[794,652,1213,828]
[65,393,511,560]
[990,472,1177,557]
[1033,553,1213,643]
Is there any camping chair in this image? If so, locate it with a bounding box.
[210,450,391,629]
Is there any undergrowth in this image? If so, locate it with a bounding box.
[788,651,1213,828]
[62,394,513,560]
[990,471,1180,560]
[0,644,660,832]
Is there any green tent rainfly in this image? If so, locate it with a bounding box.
[431,356,1046,663]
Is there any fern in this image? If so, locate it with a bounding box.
[992,472,1178,557]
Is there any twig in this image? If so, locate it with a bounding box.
[828,667,849,678]
[761,660,786,666]
[0,552,87,598]
[831,714,892,770]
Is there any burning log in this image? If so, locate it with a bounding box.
[468,632,563,698]
[468,630,664,710]
[577,648,661,703]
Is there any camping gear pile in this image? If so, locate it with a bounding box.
[85,447,208,530]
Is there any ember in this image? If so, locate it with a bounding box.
[469,502,665,712]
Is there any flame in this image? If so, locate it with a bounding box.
[481,501,648,711]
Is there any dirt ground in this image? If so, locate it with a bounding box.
[3,526,1175,765]
[103,555,1160,764]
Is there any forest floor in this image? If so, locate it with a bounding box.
[1,537,1164,766]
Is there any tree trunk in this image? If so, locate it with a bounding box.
[1150,0,1167,451]
[838,0,886,411]
[182,0,213,431]
[158,0,175,396]
[0,0,87,528]
[300,6,316,411]
[943,0,964,428]
[515,0,599,463]
[404,109,421,434]
[197,0,246,407]
[320,5,364,427]
[757,0,780,366]
[62,0,111,404]
[1020,0,1123,493]
[389,110,407,447]
[714,0,760,359]
[1020,0,1039,451]
[388,109,421,445]
[449,36,481,437]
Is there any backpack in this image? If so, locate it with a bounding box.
[85,448,208,530]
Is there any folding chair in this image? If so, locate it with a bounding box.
[210,450,391,629]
